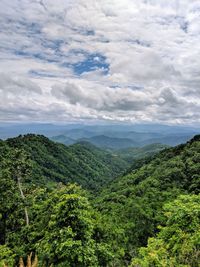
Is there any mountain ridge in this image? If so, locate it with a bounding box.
[3,134,129,191]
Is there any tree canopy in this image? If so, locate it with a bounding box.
[0,134,199,266]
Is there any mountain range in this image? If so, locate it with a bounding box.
[1,123,199,150]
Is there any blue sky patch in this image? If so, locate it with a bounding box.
[72,53,109,75]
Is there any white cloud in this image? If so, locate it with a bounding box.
[0,0,199,124]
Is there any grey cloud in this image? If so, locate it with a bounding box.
[51,81,152,112]
[154,86,200,124]
[159,87,180,107]
[0,73,42,95]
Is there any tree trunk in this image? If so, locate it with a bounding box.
[17,176,29,226]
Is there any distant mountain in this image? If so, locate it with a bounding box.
[104,131,162,141]
[79,135,138,149]
[1,122,199,153]
[144,133,195,146]
[50,135,75,145]
[50,131,198,149]
[75,131,197,149]
[3,134,129,191]
[97,131,174,146]
[115,143,169,163]
[62,129,96,139]
[78,123,200,135]
[0,123,82,139]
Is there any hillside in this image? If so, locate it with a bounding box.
[94,135,200,264]
[3,134,129,191]
[2,134,168,191]
[115,143,168,163]
[0,134,199,266]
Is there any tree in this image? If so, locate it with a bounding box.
[0,144,33,261]
[0,143,23,246]
[130,194,200,267]
[8,149,32,226]
[33,184,99,266]
[0,245,15,267]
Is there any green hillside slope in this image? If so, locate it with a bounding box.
[115,143,168,163]
[94,135,200,264]
[3,134,129,191]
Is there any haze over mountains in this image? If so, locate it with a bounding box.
[1,123,199,149]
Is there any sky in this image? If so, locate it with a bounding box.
[0,0,200,124]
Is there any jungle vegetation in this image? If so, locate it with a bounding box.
[0,134,199,266]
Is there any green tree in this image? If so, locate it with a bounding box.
[0,245,15,267]
[0,143,33,261]
[130,194,200,267]
[8,149,32,226]
[0,143,23,246]
[34,184,99,266]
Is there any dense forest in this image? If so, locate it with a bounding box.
[0,134,199,266]
[4,134,130,191]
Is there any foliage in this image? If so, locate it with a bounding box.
[5,134,129,191]
[93,135,200,264]
[0,134,200,266]
[0,143,28,248]
[130,194,200,267]
[0,245,15,267]
[115,143,168,164]
[32,184,98,266]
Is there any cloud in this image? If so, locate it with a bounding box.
[0,0,199,124]
[0,73,42,95]
[52,80,152,112]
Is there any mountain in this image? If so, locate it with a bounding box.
[1,123,199,147]
[62,128,97,139]
[0,123,84,139]
[3,134,129,191]
[115,143,169,163]
[85,131,198,148]
[79,135,138,149]
[49,125,199,149]
[144,133,195,146]
[1,134,168,191]
[1,134,200,266]
[79,131,195,149]
[50,135,75,145]
[94,135,200,264]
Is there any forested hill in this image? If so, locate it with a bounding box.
[0,134,199,266]
[93,134,200,264]
[2,134,129,191]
